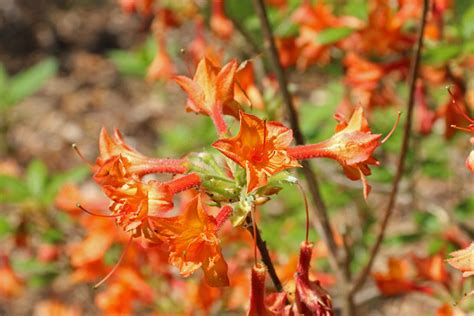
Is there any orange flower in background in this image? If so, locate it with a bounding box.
[288,107,398,199]
[213,111,300,193]
[154,195,229,287]
[446,243,474,278]
[0,255,23,299]
[373,257,433,296]
[291,0,341,69]
[95,267,154,315]
[359,0,415,56]
[146,37,175,81]
[210,0,234,40]
[412,253,449,285]
[174,58,240,134]
[33,300,81,316]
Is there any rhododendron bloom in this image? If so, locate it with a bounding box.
[174,58,240,134]
[33,300,81,316]
[107,179,174,238]
[447,243,474,278]
[288,107,398,199]
[373,257,433,296]
[95,267,154,315]
[0,255,23,299]
[210,0,234,40]
[154,195,229,287]
[213,111,300,193]
[95,128,187,181]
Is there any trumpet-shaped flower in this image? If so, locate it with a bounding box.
[154,195,229,287]
[213,111,300,193]
[95,128,187,182]
[288,107,398,199]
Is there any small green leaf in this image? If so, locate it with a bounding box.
[0,175,29,203]
[43,166,89,204]
[0,217,13,238]
[422,44,462,65]
[42,228,63,244]
[461,3,474,39]
[315,27,354,45]
[26,159,48,197]
[5,58,57,108]
[108,50,149,76]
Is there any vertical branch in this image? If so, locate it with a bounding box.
[351,0,430,295]
[245,216,283,292]
[251,0,342,275]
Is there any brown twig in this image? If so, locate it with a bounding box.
[250,0,342,276]
[245,216,283,292]
[350,0,430,295]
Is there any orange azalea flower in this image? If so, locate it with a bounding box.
[210,0,234,40]
[0,255,23,299]
[288,107,398,199]
[95,267,154,315]
[95,128,187,182]
[174,58,240,134]
[154,195,229,287]
[291,0,340,69]
[412,253,449,285]
[235,61,265,110]
[373,257,433,296]
[213,111,300,193]
[359,0,415,56]
[446,243,474,278]
[33,300,80,316]
[107,179,174,238]
[146,37,175,81]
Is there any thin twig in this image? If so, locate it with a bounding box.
[350,0,430,295]
[251,0,342,276]
[245,216,283,291]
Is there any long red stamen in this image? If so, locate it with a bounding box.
[77,203,122,218]
[381,111,401,144]
[72,144,93,168]
[94,236,133,288]
[296,182,310,244]
[166,173,201,194]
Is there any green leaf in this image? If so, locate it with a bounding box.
[43,166,89,204]
[315,27,354,45]
[0,175,29,203]
[461,4,474,39]
[0,217,13,238]
[0,64,8,106]
[422,44,462,65]
[26,159,48,197]
[108,50,149,76]
[41,228,63,244]
[4,58,57,108]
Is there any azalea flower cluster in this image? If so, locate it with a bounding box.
[68,51,401,315]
